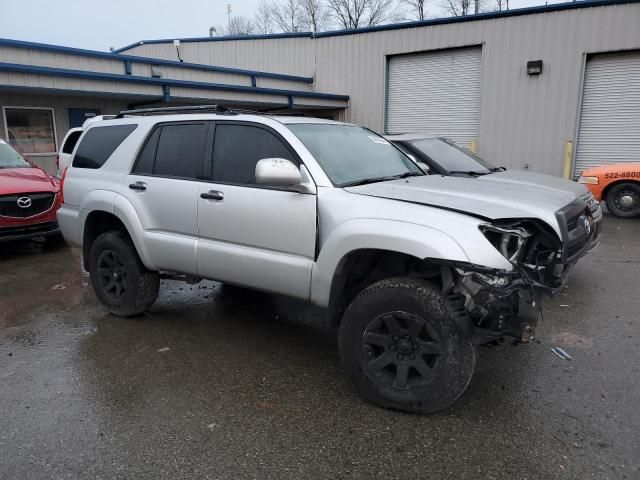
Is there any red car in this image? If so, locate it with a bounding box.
[0,139,62,243]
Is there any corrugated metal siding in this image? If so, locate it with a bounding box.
[122,3,640,176]
[575,51,640,173]
[386,46,482,145]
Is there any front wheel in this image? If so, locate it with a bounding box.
[338,278,477,414]
[88,231,159,317]
[606,182,640,218]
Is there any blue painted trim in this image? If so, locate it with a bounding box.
[113,0,640,49]
[0,83,160,100]
[113,32,314,52]
[0,37,314,84]
[0,84,344,111]
[0,62,349,102]
[162,85,171,103]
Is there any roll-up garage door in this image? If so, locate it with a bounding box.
[575,51,640,175]
[386,46,482,146]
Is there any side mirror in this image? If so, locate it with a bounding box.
[255,158,301,187]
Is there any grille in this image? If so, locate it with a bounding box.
[0,193,55,218]
[581,192,600,214]
[0,222,58,237]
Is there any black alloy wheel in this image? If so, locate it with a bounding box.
[363,311,443,389]
[97,249,128,302]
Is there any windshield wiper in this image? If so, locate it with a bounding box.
[489,167,506,172]
[448,170,489,177]
[341,171,423,187]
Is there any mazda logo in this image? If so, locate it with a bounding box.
[583,217,592,235]
[16,196,32,209]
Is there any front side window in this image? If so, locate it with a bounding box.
[212,124,295,185]
[3,107,56,154]
[0,140,30,169]
[288,124,421,186]
[407,138,496,174]
[73,124,137,169]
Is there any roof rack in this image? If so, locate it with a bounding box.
[114,104,247,118]
[114,103,316,119]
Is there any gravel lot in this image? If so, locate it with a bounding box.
[1,215,639,479]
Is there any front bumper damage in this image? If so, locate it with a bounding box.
[434,212,601,345]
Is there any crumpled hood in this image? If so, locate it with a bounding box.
[345,174,584,235]
[0,167,59,195]
[479,170,588,197]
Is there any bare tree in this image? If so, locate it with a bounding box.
[366,0,405,25]
[328,0,404,29]
[494,0,508,11]
[215,15,257,36]
[441,0,485,16]
[402,0,426,20]
[269,0,303,32]
[254,0,276,33]
[298,0,332,32]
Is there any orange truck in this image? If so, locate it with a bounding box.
[578,163,640,218]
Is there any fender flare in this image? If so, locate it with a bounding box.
[310,219,470,307]
[112,193,158,270]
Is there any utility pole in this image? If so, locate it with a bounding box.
[227,4,232,31]
[474,0,479,14]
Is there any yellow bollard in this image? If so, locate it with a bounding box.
[563,141,573,179]
[469,139,478,154]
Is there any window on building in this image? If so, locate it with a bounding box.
[212,124,295,185]
[3,107,56,154]
[73,124,137,169]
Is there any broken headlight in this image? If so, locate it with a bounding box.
[480,224,533,264]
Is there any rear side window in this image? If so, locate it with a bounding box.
[155,124,207,178]
[73,124,137,169]
[212,124,295,185]
[62,131,82,154]
[133,123,207,179]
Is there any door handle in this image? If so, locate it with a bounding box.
[129,181,147,191]
[200,190,224,201]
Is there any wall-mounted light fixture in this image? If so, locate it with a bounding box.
[527,60,543,75]
[173,39,184,63]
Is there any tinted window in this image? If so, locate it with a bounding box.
[73,124,137,169]
[212,124,295,185]
[62,131,82,154]
[133,128,161,175]
[407,138,495,174]
[154,124,207,179]
[289,124,420,186]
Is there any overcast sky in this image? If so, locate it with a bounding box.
[1,0,568,52]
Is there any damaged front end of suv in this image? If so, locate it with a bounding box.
[438,199,601,345]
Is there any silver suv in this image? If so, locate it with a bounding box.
[58,106,601,413]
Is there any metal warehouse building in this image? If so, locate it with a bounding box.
[1,0,639,176]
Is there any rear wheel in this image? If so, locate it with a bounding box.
[338,277,477,413]
[606,182,640,218]
[89,231,159,317]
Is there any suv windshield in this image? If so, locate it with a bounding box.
[288,124,422,186]
[0,141,30,169]
[406,138,497,174]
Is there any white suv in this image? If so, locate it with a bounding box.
[58,106,600,413]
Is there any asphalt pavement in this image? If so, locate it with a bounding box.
[1,215,639,479]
